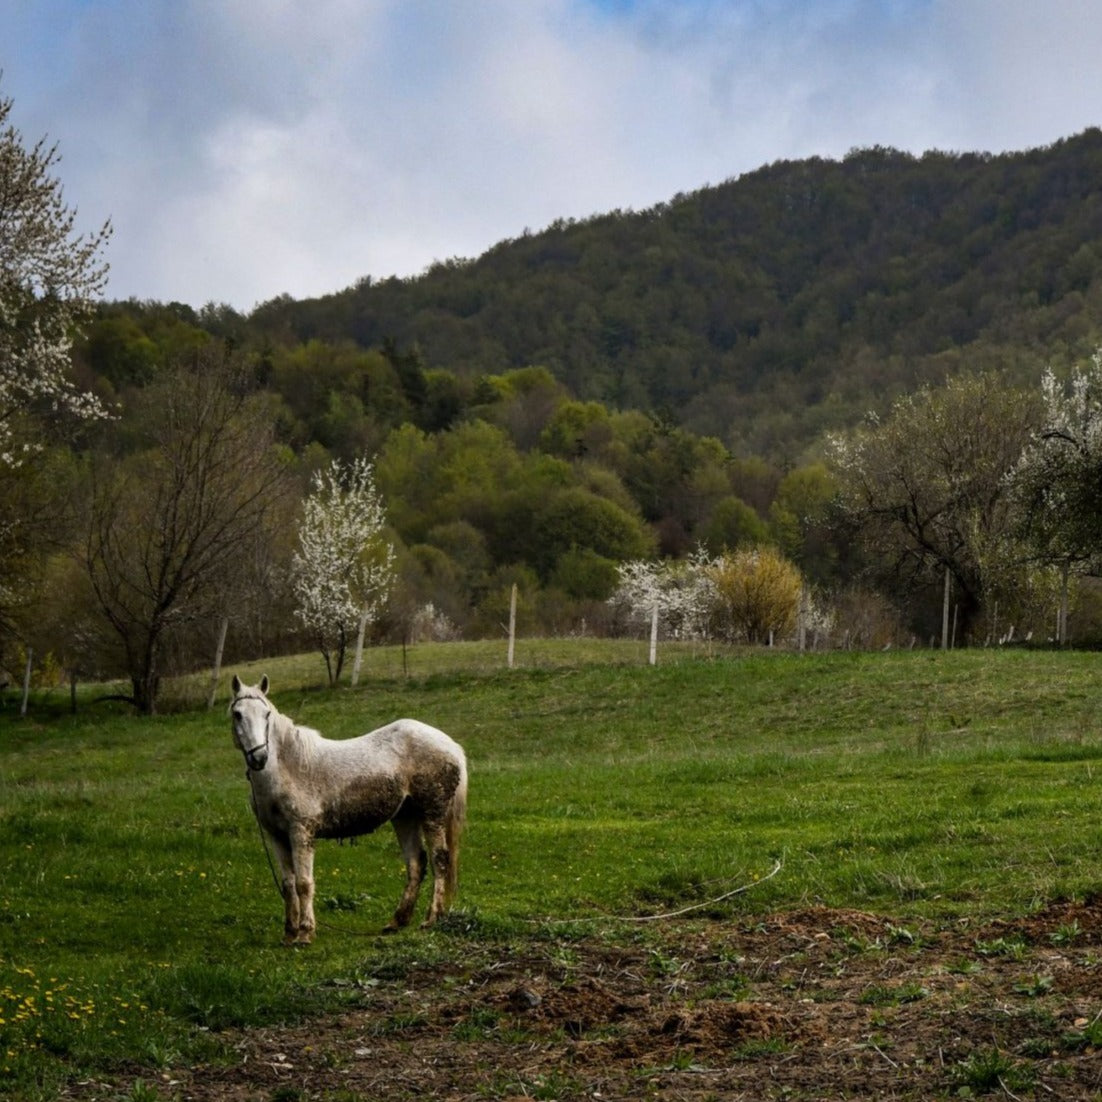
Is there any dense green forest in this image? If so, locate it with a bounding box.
[243,128,1102,460]
[9,130,1102,705]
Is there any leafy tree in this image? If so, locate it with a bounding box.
[373,422,440,541]
[701,495,768,554]
[79,313,160,391]
[395,542,470,636]
[524,487,654,580]
[267,339,409,454]
[549,546,620,601]
[470,563,539,639]
[478,365,566,451]
[291,457,395,686]
[380,336,428,415]
[420,368,469,432]
[0,87,112,469]
[768,462,841,584]
[83,350,289,713]
[830,371,1039,640]
[539,398,613,459]
[0,447,82,663]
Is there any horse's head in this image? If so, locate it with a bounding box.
[230,674,272,772]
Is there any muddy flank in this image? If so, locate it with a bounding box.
[66,899,1102,1100]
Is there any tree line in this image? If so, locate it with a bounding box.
[6,83,1102,713]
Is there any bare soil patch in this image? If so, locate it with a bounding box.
[64,899,1102,1100]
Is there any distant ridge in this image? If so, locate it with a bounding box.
[249,129,1102,460]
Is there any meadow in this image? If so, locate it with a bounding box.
[1,642,1101,1099]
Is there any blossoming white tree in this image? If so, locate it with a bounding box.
[1010,350,1102,642]
[609,547,716,641]
[1,87,111,654]
[0,88,112,469]
[292,458,395,685]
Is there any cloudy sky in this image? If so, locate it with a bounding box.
[5,0,1101,311]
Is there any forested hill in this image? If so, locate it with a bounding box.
[249,128,1102,460]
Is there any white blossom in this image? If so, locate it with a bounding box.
[1010,348,1102,569]
[609,546,717,641]
[291,458,395,680]
[0,90,112,468]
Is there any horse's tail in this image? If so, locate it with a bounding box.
[444,758,467,905]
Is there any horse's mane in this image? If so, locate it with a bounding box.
[271,707,325,770]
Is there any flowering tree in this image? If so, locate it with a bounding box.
[0,88,112,469]
[292,458,395,685]
[0,88,111,660]
[609,547,716,641]
[829,372,1038,641]
[1010,350,1102,642]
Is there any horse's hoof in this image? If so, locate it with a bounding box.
[283,928,314,946]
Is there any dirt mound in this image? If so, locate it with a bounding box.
[62,900,1102,1100]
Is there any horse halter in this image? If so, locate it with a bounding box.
[232,692,271,773]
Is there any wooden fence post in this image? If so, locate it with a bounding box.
[207,615,229,708]
[941,567,951,650]
[508,584,517,669]
[350,606,371,687]
[1059,561,1070,645]
[20,648,32,717]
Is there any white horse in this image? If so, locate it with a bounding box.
[229,675,467,945]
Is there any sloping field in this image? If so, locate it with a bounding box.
[2,645,1101,1098]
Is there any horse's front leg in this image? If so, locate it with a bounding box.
[287,827,317,945]
[267,834,301,945]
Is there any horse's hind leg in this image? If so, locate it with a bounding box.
[386,811,426,932]
[421,820,452,928]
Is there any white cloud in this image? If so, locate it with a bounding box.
[3,0,1101,309]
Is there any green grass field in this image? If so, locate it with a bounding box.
[2,643,1101,1097]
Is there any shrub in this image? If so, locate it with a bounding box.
[708,546,803,644]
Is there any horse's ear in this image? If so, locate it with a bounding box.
[231,674,242,695]
[259,675,269,695]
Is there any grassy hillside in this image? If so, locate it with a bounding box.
[1,644,1101,1095]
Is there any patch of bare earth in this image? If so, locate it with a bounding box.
[65,900,1102,1100]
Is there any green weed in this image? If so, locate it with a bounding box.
[1013,974,1055,998]
[952,1047,1034,1094]
[974,936,1028,960]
